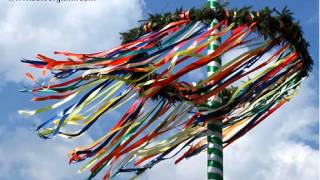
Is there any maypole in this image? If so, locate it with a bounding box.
[19,3,313,180]
[207,0,223,180]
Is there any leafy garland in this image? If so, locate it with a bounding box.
[120,4,312,76]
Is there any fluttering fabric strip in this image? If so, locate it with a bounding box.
[20,9,309,180]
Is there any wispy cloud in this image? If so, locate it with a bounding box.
[0,0,144,179]
[0,0,144,84]
[0,126,93,180]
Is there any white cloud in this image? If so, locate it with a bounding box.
[0,126,93,180]
[0,0,144,83]
[0,1,145,179]
[262,142,318,180]
[224,139,319,180]
[141,152,207,180]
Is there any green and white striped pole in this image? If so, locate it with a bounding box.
[207,0,223,180]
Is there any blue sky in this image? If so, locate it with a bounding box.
[0,0,318,180]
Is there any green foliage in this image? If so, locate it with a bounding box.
[119,5,312,76]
